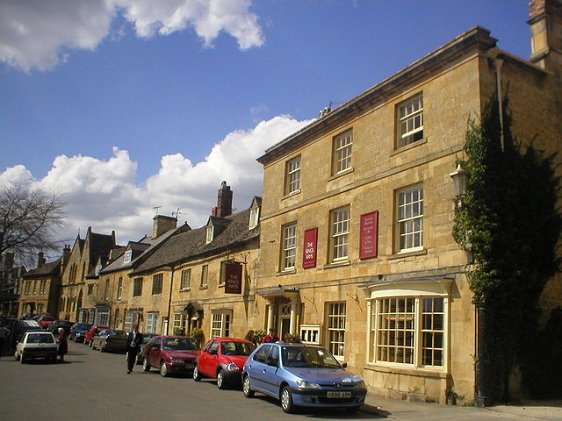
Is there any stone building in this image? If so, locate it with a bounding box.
[57,227,117,323]
[19,251,66,317]
[255,0,561,404]
[0,252,25,316]
[129,182,261,345]
[98,214,184,332]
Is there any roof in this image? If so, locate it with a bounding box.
[131,206,260,275]
[257,26,498,165]
[23,258,62,279]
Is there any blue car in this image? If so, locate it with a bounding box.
[242,342,367,413]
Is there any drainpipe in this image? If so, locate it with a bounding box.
[495,56,505,152]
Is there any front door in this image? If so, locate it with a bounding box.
[278,303,291,341]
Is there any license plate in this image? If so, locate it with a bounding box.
[327,391,352,398]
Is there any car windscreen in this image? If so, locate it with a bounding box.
[163,337,197,350]
[27,334,55,344]
[281,346,341,368]
[221,341,255,356]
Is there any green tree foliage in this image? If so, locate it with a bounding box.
[453,94,561,401]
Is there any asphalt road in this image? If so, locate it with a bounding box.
[2,341,559,420]
[0,341,377,420]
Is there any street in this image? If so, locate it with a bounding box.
[2,341,561,420]
[0,341,377,420]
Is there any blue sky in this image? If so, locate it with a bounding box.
[0,0,531,254]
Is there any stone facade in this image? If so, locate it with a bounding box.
[255,10,561,404]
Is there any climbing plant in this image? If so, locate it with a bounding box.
[452,93,561,402]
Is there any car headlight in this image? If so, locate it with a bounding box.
[295,379,321,389]
[226,363,240,371]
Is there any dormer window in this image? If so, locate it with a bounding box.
[249,206,260,229]
[123,250,132,264]
[206,225,214,244]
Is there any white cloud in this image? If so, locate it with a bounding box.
[0,116,312,246]
[0,0,264,72]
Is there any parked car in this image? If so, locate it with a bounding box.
[84,325,110,345]
[37,315,55,329]
[14,330,58,363]
[193,337,255,389]
[142,336,199,377]
[242,343,367,414]
[69,322,93,342]
[11,319,43,347]
[91,329,128,352]
[48,320,73,335]
[134,333,156,365]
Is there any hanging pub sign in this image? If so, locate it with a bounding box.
[360,211,379,259]
[224,262,243,294]
[303,227,318,269]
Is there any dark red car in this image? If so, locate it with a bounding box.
[142,336,199,377]
[193,337,255,389]
[83,325,110,345]
[37,315,55,329]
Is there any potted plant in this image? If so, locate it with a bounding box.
[190,328,204,347]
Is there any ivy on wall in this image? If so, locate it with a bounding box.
[452,93,561,402]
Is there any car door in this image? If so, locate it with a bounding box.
[245,345,271,393]
[261,345,281,396]
[147,337,162,367]
[198,340,218,377]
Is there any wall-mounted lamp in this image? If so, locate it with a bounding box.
[450,162,469,208]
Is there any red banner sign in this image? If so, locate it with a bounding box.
[360,211,378,259]
[224,262,242,294]
[302,228,318,269]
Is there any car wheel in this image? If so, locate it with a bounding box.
[242,375,254,398]
[217,370,227,389]
[281,386,295,414]
[193,365,202,381]
[143,359,150,372]
[159,361,169,377]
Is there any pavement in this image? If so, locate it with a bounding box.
[362,395,562,420]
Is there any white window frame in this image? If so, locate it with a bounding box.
[367,279,451,370]
[330,206,350,262]
[285,156,301,194]
[249,206,260,229]
[396,185,424,252]
[300,324,321,344]
[123,250,132,264]
[206,226,214,244]
[117,277,123,300]
[200,265,208,288]
[210,311,231,338]
[173,313,187,335]
[180,269,191,290]
[97,309,110,326]
[281,223,297,271]
[332,129,353,175]
[397,94,424,148]
[146,312,158,334]
[327,302,346,360]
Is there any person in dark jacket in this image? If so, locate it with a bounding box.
[126,327,143,374]
[57,328,68,362]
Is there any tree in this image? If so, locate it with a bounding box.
[453,93,561,402]
[0,183,65,267]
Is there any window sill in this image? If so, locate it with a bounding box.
[218,283,225,289]
[323,260,350,269]
[364,362,446,377]
[389,248,427,260]
[199,286,208,290]
[277,268,296,276]
[179,288,191,292]
[329,167,354,180]
[282,189,301,200]
[391,137,427,155]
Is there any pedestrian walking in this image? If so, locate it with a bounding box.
[57,328,68,362]
[126,326,143,374]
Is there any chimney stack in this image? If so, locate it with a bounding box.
[528,0,562,76]
[211,181,233,218]
[37,252,45,268]
[152,215,178,239]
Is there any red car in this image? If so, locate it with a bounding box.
[37,315,55,329]
[193,337,255,389]
[83,325,110,345]
[142,336,199,377]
